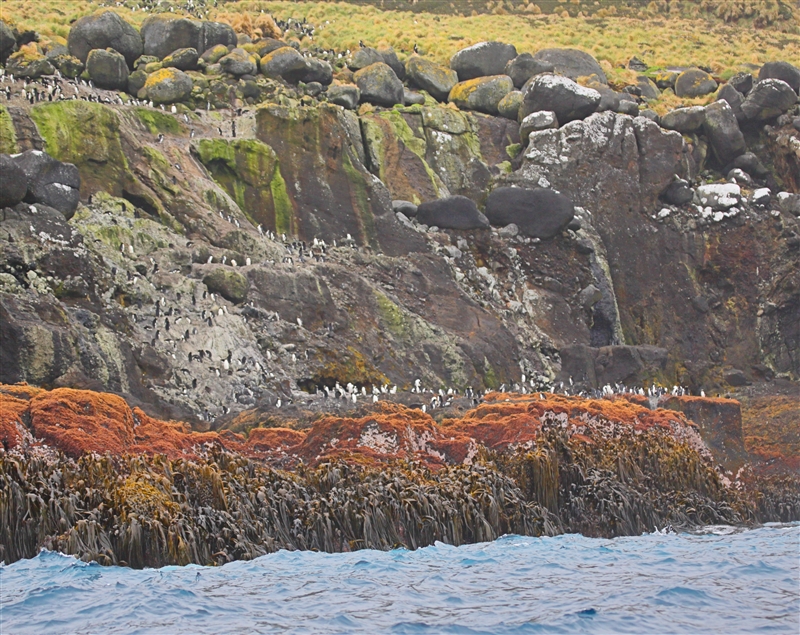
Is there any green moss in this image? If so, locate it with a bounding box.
[131,107,184,135]
[270,166,293,236]
[0,105,19,154]
[483,357,500,390]
[375,291,407,340]
[505,143,522,159]
[341,151,377,250]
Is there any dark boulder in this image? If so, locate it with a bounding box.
[724,152,769,178]
[704,100,746,164]
[201,43,229,64]
[300,57,333,86]
[674,68,717,98]
[67,10,142,66]
[392,200,418,217]
[520,74,600,124]
[636,76,660,100]
[0,19,18,64]
[497,90,523,120]
[450,41,517,81]
[162,47,199,71]
[219,48,256,76]
[327,84,360,110]
[11,150,81,219]
[141,16,234,60]
[252,38,285,58]
[416,196,489,230]
[504,53,554,88]
[260,47,307,83]
[661,178,694,206]
[86,48,129,90]
[728,72,753,95]
[348,46,384,72]
[403,90,425,106]
[379,47,405,81]
[530,48,606,83]
[485,187,574,240]
[0,155,27,208]
[758,61,800,93]
[354,62,404,107]
[716,84,745,122]
[406,55,458,102]
[741,79,798,121]
[659,106,705,132]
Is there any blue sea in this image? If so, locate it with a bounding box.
[1,524,798,635]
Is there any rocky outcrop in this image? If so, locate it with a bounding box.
[406,55,458,102]
[354,62,404,107]
[448,75,513,116]
[450,41,517,81]
[741,79,798,121]
[520,75,600,124]
[531,48,606,83]
[67,10,143,66]
[139,67,193,103]
[86,48,129,91]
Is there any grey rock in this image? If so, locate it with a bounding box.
[140,68,193,104]
[5,53,55,79]
[727,168,752,186]
[725,152,769,178]
[379,47,405,81]
[348,46,384,72]
[200,44,229,65]
[662,178,694,205]
[723,368,749,387]
[703,100,746,164]
[86,48,129,90]
[219,48,256,76]
[127,69,148,96]
[674,68,717,98]
[327,84,360,110]
[450,41,517,81]
[659,106,706,132]
[392,200,418,217]
[504,53,554,88]
[498,223,519,238]
[485,187,574,240]
[728,72,753,95]
[777,192,800,216]
[616,100,639,117]
[579,284,603,309]
[416,196,490,230]
[11,150,81,219]
[741,79,798,121]
[354,62,405,107]
[0,20,16,64]
[758,61,800,93]
[260,47,307,83]
[300,57,333,86]
[519,110,558,140]
[203,268,248,304]
[716,83,745,122]
[448,75,514,116]
[67,10,142,66]
[403,89,426,106]
[162,47,199,71]
[405,55,458,102]
[531,48,606,83]
[636,76,660,100]
[695,183,741,210]
[141,16,234,60]
[497,90,523,120]
[0,155,27,208]
[638,109,659,123]
[520,74,600,124]
[749,188,771,206]
[252,38,285,58]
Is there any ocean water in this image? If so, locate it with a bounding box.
[1,524,798,635]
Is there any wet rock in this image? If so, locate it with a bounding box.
[448,75,514,116]
[741,79,798,121]
[203,268,249,304]
[354,62,404,107]
[450,41,517,81]
[405,55,458,102]
[758,61,800,93]
[260,46,307,82]
[11,150,81,218]
[703,100,746,163]
[327,84,360,110]
[139,67,193,104]
[379,47,405,81]
[392,200,418,217]
[0,154,27,208]
[659,106,705,132]
[348,46,384,72]
[531,48,606,84]
[416,195,489,230]
[485,187,574,239]
[505,53,554,88]
[728,72,753,95]
[497,90,523,120]
[661,178,694,206]
[162,47,199,71]
[520,74,600,124]
[674,68,717,98]
[519,111,558,140]
[67,10,142,66]
[694,183,740,210]
[86,48,129,91]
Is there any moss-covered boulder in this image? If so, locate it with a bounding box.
[127,69,148,96]
[219,48,257,77]
[50,54,84,79]
[354,62,404,107]
[67,10,143,66]
[193,138,293,234]
[201,44,229,64]
[675,68,718,98]
[5,45,55,79]
[203,268,248,304]
[161,47,198,71]
[497,90,523,120]
[139,68,193,104]
[327,84,360,110]
[448,75,513,116]
[86,48,129,90]
[405,55,458,102]
[260,46,306,82]
[0,20,16,64]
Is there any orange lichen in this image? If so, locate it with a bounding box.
[0,392,30,449]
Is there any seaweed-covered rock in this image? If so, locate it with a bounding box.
[219,48,256,76]
[758,61,800,93]
[406,55,458,102]
[485,187,574,239]
[260,46,306,82]
[741,79,798,121]
[450,41,517,81]
[354,62,404,107]
[139,67,193,104]
[162,47,198,71]
[505,53,554,88]
[203,268,249,304]
[416,195,489,230]
[67,10,142,66]
[448,75,514,116]
[86,48,129,90]
[674,68,717,98]
[520,74,600,124]
[531,48,606,83]
[0,154,27,208]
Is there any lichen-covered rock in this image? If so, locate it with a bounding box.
[519,110,558,140]
[674,68,717,98]
[716,84,745,122]
[379,47,405,81]
[127,68,148,95]
[252,37,286,58]
[403,90,425,106]
[11,149,81,218]
[161,47,198,71]
[260,46,306,82]
[520,74,600,124]
[67,10,142,66]
[139,67,193,104]
[636,76,660,100]
[758,61,800,93]
[141,15,234,60]
[354,62,404,107]
[505,52,554,88]
[729,72,754,95]
[50,54,84,79]
[703,100,746,164]
[300,57,333,85]
[450,41,517,81]
[531,48,606,83]
[416,195,489,230]
[5,46,55,79]
[86,48,129,90]
[485,187,574,239]
[659,106,706,132]
[406,55,458,102]
[203,268,249,304]
[0,154,27,208]
[448,75,514,116]
[348,46,384,72]
[327,83,360,110]
[497,90,523,120]
[200,43,229,65]
[741,79,798,121]
[219,48,256,76]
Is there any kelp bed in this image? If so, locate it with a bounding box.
[2,426,798,568]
